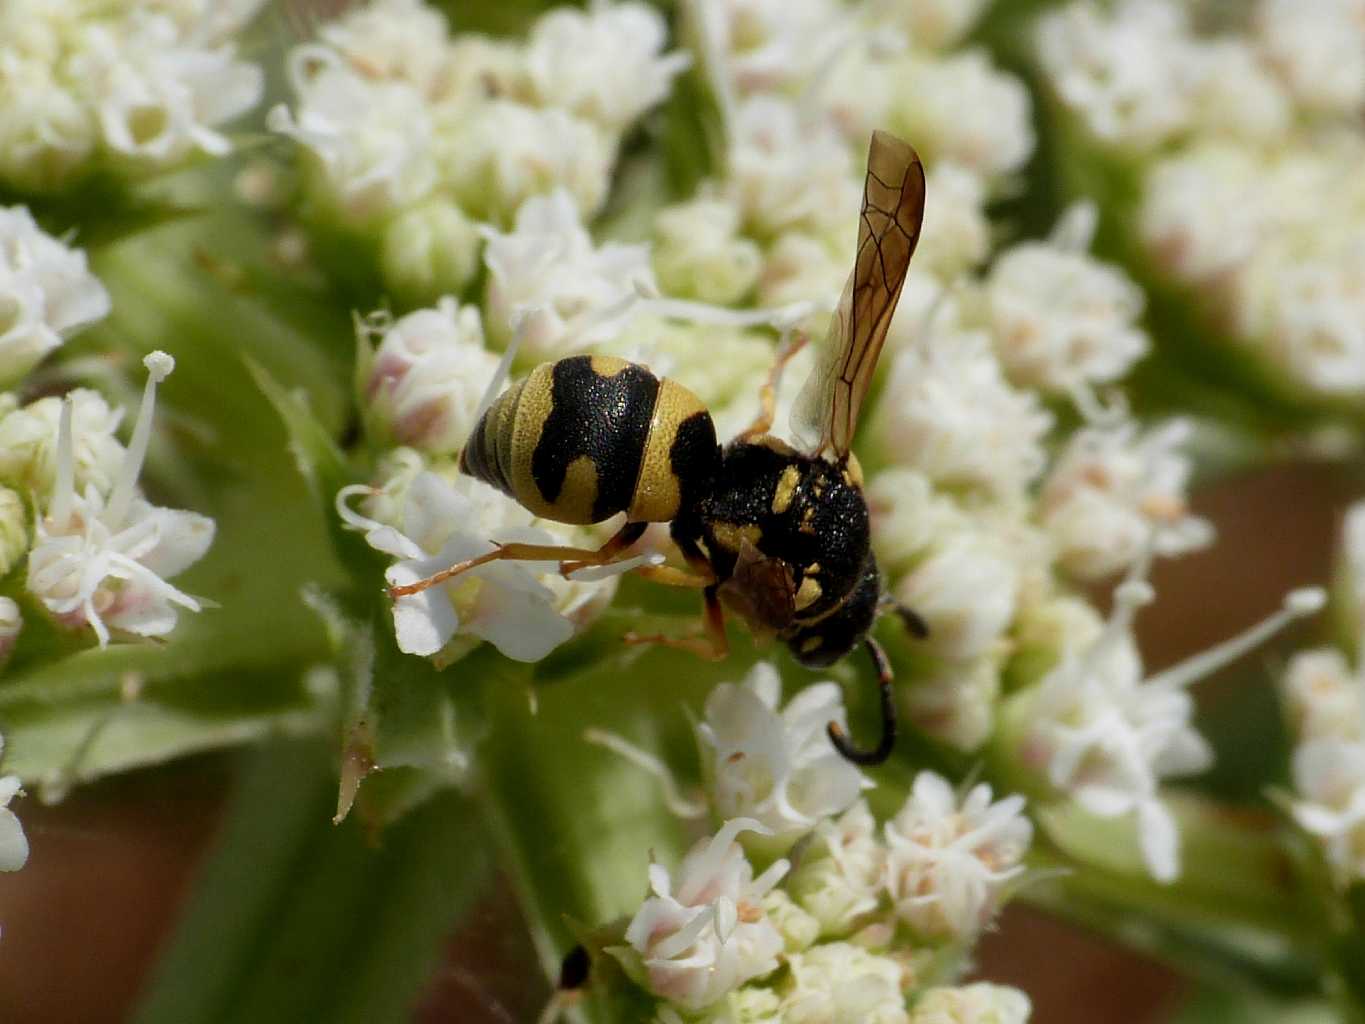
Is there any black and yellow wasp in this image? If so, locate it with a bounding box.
[390,131,927,765]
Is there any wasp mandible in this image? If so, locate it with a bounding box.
[390,130,927,765]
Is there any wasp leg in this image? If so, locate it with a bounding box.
[632,564,714,588]
[737,331,810,440]
[624,584,729,661]
[878,595,929,639]
[826,636,896,766]
[387,521,646,599]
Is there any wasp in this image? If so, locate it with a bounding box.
[389,131,926,765]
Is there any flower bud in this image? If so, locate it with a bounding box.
[786,800,885,938]
[0,389,125,500]
[911,983,1032,1024]
[653,197,762,305]
[0,486,28,576]
[782,943,910,1024]
[359,299,500,457]
[379,199,481,307]
[761,889,819,953]
[903,654,1001,753]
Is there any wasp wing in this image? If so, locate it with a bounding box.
[792,131,925,459]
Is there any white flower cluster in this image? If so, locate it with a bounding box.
[655,0,1033,333]
[0,0,266,191]
[1281,501,1365,887]
[1039,0,1365,398]
[269,0,687,300]
[340,298,630,665]
[0,210,215,654]
[590,664,1032,1018]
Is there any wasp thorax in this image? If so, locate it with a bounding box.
[676,435,873,644]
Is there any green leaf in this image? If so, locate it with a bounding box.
[134,740,491,1024]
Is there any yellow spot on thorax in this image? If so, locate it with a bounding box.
[711,521,763,553]
[794,575,823,611]
[771,465,802,515]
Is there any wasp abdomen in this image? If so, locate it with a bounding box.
[461,355,720,526]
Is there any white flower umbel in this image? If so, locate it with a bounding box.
[911,983,1032,1024]
[653,196,763,306]
[1282,648,1362,744]
[883,771,1032,941]
[785,799,886,938]
[619,818,788,1011]
[0,206,111,386]
[781,942,910,1024]
[1291,737,1365,886]
[704,0,847,95]
[314,0,454,95]
[892,50,1034,182]
[0,388,126,501]
[882,0,989,51]
[26,353,215,646]
[1016,557,1326,882]
[983,204,1149,395]
[903,655,1002,754]
[268,46,437,224]
[357,299,500,457]
[483,189,657,359]
[1254,0,1365,117]
[1185,40,1292,144]
[726,95,860,240]
[697,662,869,839]
[1038,419,1213,581]
[526,2,689,131]
[69,10,263,165]
[870,327,1052,500]
[0,735,28,872]
[893,528,1021,662]
[914,163,990,281]
[1037,0,1194,150]
[338,471,583,662]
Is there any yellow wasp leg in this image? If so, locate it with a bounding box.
[387,521,646,599]
[624,585,729,662]
[736,331,810,441]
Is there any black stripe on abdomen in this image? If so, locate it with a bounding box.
[531,356,660,522]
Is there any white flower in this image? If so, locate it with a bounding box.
[379,197,482,303]
[707,0,848,94]
[0,735,28,872]
[756,231,846,311]
[1290,738,1365,885]
[1254,0,1365,117]
[865,467,952,576]
[0,388,125,500]
[870,327,1053,499]
[0,206,111,385]
[1037,0,1194,150]
[357,299,501,457]
[1282,648,1362,744]
[268,47,437,223]
[0,597,21,664]
[1038,419,1213,581]
[914,162,991,280]
[1016,562,1325,882]
[526,2,689,130]
[339,471,581,662]
[893,529,1021,661]
[441,100,614,223]
[482,189,656,359]
[726,95,859,240]
[620,818,788,1011]
[785,799,886,938]
[0,57,95,192]
[698,662,869,839]
[70,11,263,164]
[781,943,909,1024]
[883,772,1031,941]
[984,210,1149,395]
[1139,143,1271,285]
[653,196,763,306]
[1233,233,1365,397]
[903,655,1002,753]
[911,983,1032,1024]
[892,50,1034,181]
[26,353,215,645]
[882,0,989,51]
[1186,40,1292,143]
[314,0,454,95]
[1345,501,1365,637]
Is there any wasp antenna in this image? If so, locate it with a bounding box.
[826,636,896,766]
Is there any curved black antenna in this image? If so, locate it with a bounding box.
[826,636,896,766]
